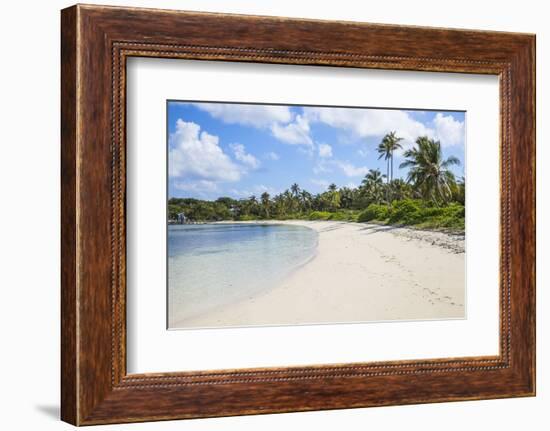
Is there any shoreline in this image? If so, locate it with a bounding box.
[211,219,465,254]
[171,220,465,329]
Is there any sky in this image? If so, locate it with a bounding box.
[167,101,465,200]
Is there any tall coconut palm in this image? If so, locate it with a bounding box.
[377,131,403,182]
[399,136,460,204]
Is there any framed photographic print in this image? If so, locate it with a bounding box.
[61,4,535,425]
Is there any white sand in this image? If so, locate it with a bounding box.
[173,221,465,328]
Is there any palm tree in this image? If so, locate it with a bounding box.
[361,169,386,204]
[273,194,285,218]
[319,188,340,211]
[282,189,297,214]
[260,192,270,205]
[290,183,300,197]
[377,131,403,182]
[260,192,271,218]
[361,169,385,187]
[329,190,341,211]
[388,179,413,201]
[299,190,313,212]
[451,176,466,205]
[247,195,259,216]
[399,136,460,204]
[338,187,355,209]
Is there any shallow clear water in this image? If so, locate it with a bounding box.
[168,223,318,326]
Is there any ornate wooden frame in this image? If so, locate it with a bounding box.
[61,4,536,425]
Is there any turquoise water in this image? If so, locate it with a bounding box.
[168,223,318,327]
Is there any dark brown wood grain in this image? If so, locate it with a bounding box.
[60,5,78,425]
[61,4,536,425]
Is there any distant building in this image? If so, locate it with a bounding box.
[177,212,186,224]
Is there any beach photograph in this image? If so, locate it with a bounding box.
[167,101,466,329]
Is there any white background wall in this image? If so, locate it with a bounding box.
[0,0,546,429]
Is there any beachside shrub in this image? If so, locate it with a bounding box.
[444,202,465,218]
[387,199,422,224]
[357,204,389,222]
[415,203,465,230]
[308,211,332,220]
[356,200,464,232]
[274,213,301,220]
[346,211,360,222]
[420,206,446,218]
[328,210,360,222]
[238,214,256,221]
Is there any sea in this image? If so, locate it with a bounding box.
[168,223,318,327]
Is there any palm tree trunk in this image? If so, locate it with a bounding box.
[390,151,394,181]
[386,158,390,203]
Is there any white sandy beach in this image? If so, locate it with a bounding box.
[172,221,465,328]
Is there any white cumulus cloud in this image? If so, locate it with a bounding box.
[318,143,333,158]
[334,160,370,177]
[303,107,465,151]
[193,103,292,128]
[270,115,313,147]
[169,118,243,183]
[304,107,433,151]
[193,103,317,148]
[230,143,261,169]
[314,159,369,177]
[433,113,465,147]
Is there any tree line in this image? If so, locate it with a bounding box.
[168,134,465,229]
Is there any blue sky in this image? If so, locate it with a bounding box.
[168,101,465,200]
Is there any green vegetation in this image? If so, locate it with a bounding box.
[307,211,331,221]
[358,200,464,230]
[357,204,390,223]
[169,134,465,232]
[307,210,360,222]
